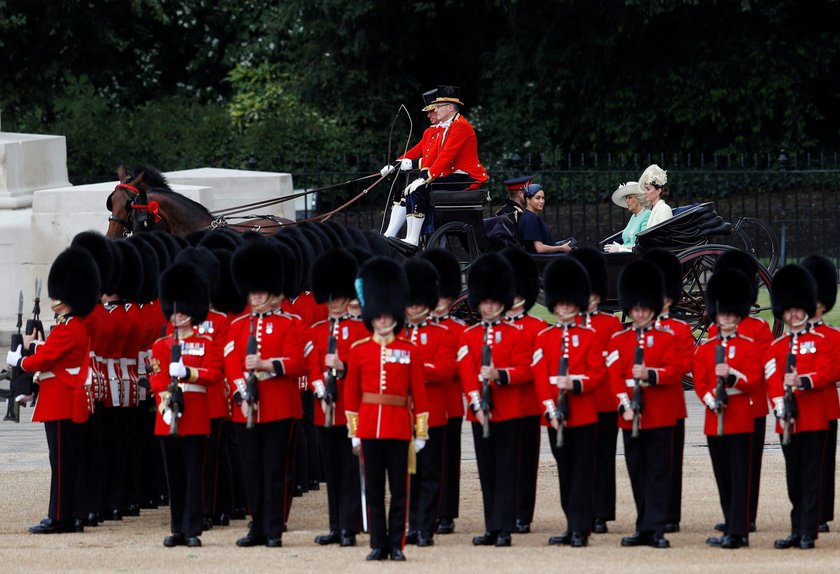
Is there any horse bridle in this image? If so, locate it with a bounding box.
[108,183,161,236]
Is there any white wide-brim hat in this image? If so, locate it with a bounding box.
[611,181,641,207]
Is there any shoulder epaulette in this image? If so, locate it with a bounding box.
[351,337,372,348]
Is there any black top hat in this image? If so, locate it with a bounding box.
[70,231,113,296]
[432,85,464,107]
[231,238,285,297]
[404,259,440,312]
[421,88,438,112]
[48,247,101,317]
[642,248,682,304]
[801,254,838,313]
[127,235,160,304]
[358,257,408,333]
[706,268,752,321]
[771,264,817,320]
[544,256,590,312]
[159,262,210,324]
[418,248,462,300]
[311,248,358,304]
[467,253,515,311]
[570,246,608,302]
[618,259,665,315]
[500,247,539,312]
[112,239,144,302]
[210,248,246,315]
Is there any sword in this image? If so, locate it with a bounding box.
[358,445,368,533]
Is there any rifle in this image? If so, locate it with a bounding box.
[480,325,493,439]
[18,279,43,407]
[555,325,570,448]
[630,328,644,438]
[714,338,728,436]
[782,335,798,446]
[245,315,259,429]
[166,308,183,436]
[4,291,24,422]
[323,317,338,429]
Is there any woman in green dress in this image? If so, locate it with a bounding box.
[604,182,650,253]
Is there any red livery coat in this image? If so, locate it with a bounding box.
[399,125,441,169]
[427,115,488,188]
[403,321,457,427]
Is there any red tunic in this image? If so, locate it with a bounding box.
[403,321,457,428]
[457,320,533,423]
[427,114,488,188]
[710,316,773,418]
[809,320,840,421]
[533,323,604,427]
[344,335,429,441]
[150,332,223,436]
[283,292,327,327]
[223,311,306,424]
[196,309,231,420]
[435,316,467,419]
[87,304,113,404]
[656,315,694,420]
[306,315,369,427]
[508,313,548,418]
[101,301,128,408]
[579,311,624,413]
[22,315,90,423]
[693,333,763,435]
[607,325,682,430]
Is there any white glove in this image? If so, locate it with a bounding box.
[169,360,187,379]
[15,393,33,404]
[773,397,785,418]
[380,164,396,177]
[351,437,361,449]
[414,438,427,453]
[403,177,426,197]
[6,344,22,368]
[399,158,414,171]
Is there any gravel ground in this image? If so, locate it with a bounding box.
[2,395,840,573]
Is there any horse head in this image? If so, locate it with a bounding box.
[106,169,165,237]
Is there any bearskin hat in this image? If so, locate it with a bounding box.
[112,239,144,302]
[105,241,123,296]
[544,256,591,312]
[642,248,682,304]
[231,238,285,297]
[706,268,752,320]
[175,246,220,300]
[571,246,608,302]
[127,235,160,303]
[211,248,246,315]
[801,254,838,313]
[273,240,300,300]
[70,231,113,296]
[467,253,515,311]
[159,262,210,324]
[714,249,759,303]
[184,229,207,247]
[347,227,371,251]
[419,248,462,300]
[154,231,182,264]
[199,229,243,252]
[500,247,539,311]
[618,259,665,315]
[311,249,359,304]
[404,258,440,311]
[48,247,101,317]
[298,221,331,257]
[364,231,398,259]
[771,264,817,320]
[132,232,171,273]
[316,222,342,250]
[358,256,408,333]
[323,221,354,249]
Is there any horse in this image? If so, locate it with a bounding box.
[106,165,293,238]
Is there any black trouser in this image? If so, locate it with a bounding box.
[138,401,161,507]
[294,393,309,491]
[125,406,144,510]
[72,420,89,521]
[409,425,446,535]
[83,405,105,518]
[203,417,233,520]
[284,420,299,523]
[161,434,207,537]
[472,418,521,534]
[405,174,474,217]
[593,411,618,521]
[301,390,323,482]
[516,415,541,525]
[237,418,296,539]
[44,419,79,522]
[318,425,361,533]
[623,425,674,534]
[439,416,462,520]
[548,424,597,534]
[782,430,827,539]
[708,433,752,537]
[101,407,128,514]
[362,438,409,552]
[819,419,837,524]
[227,421,248,514]
[666,417,685,525]
[749,415,765,524]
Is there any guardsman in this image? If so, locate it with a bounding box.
[801,255,840,533]
[9,247,100,533]
[307,248,367,548]
[344,257,430,561]
[535,257,604,548]
[768,265,832,550]
[225,238,306,548]
[608,259,681,549]
[571,247,623,534]
[643,248,694,533]
[403,258,457,548]
[458,253,532,548]
[418,247,466,535]
[500,246,546,535]
[695,269,763,549]
[709,251,773,534]
[382,88,441,240]
[151,262,223,548]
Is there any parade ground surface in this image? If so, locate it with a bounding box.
[1,394,838,573]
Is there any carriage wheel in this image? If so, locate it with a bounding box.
[674,244,778,389]
[449,289,480,326]
[426,222,484,271]
[727,217,780,275]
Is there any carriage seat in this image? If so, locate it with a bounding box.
[428,189,493,250]
[635,202,731,251]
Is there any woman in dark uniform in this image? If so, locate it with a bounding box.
[517,184,571,254]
